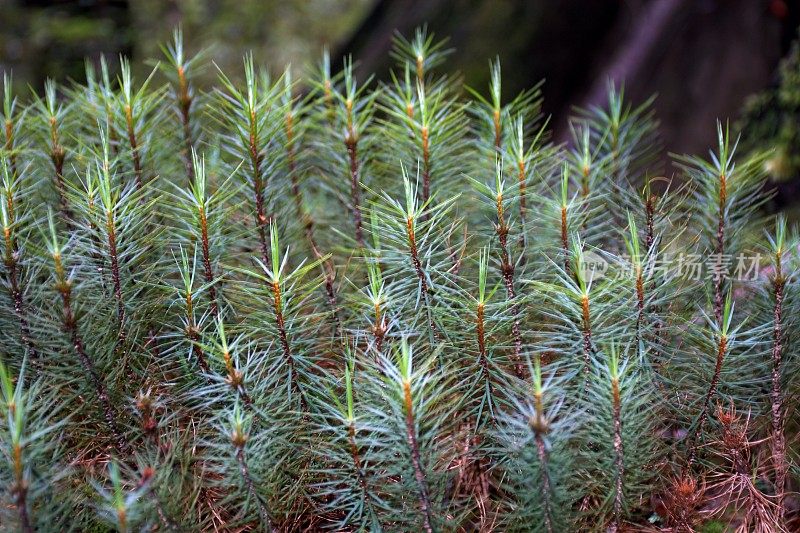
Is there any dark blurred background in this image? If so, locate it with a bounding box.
[1,0,799,174]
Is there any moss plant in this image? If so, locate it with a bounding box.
[0,27,798,532]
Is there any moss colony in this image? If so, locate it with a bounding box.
[0,27,797,532]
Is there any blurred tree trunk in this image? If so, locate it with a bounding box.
[337,0,796,156]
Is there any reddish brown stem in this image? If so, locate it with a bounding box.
[713,174,726,324]
[645,193,655,253]
[176,66,195,185]
[643,193,667,350]
[581,295,593,393]
[272,281,307,410]
[581,166,590,198]
[406,217,439,341]
[191,335,211,376]
[248,113,270,265]
[635,268,645,354]
[493,109,502,151]
[54,254,126,452]
[197,207,218,318]
[11,438,33,533]
[611,377,625,529]
[106,212,126,335]
[560,206,571,276]
[347,422,374,501]
[14,483,32,533]
[343,100,365,246]
[421,126,431,206]
[770,261,787,519]
[689,333,727,466]
[124,105,144,190]
[236,447,273,530]
[3,223,37,360]
[496,193,526,380]
[403,381,434,533]
[517,158,528,250]
[49,119,72,220]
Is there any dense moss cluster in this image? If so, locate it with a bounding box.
[0,28,796,531]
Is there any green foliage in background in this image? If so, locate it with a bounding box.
[0,0,372,90]
[740,30,800,181]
